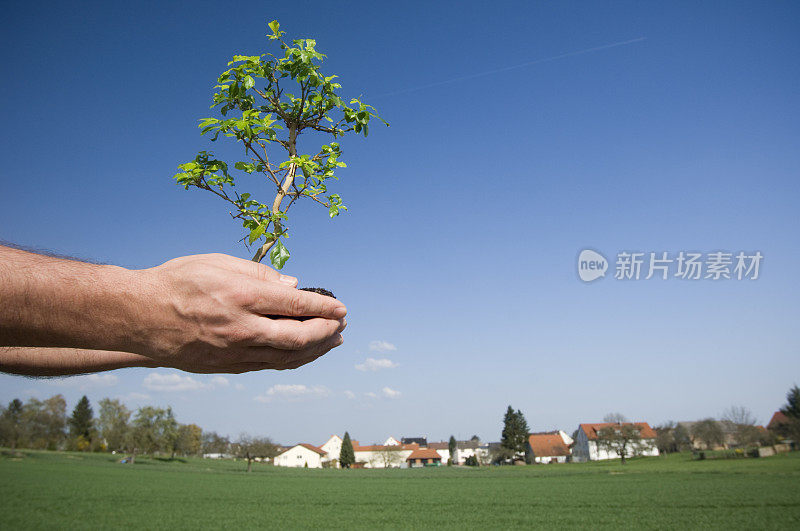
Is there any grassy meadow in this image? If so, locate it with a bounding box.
[1,450,799,529]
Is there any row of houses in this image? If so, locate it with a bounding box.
[272,422,662,468]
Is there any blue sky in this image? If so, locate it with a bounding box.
[1,1,798,445]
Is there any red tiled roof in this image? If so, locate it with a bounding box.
[407,448,442,460]
[298,443,327,456]
[527,433,570,457]
[768,411,791,429]
[580,422,657,440]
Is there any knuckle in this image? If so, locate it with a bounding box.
[278,327,307,351]
[287,292,305,317]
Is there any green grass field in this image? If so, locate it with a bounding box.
[1,450,799,529]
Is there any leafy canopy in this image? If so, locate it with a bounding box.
[174,20,387,268]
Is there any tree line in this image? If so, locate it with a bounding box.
[0,394,278,469]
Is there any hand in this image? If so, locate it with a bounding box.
[133,253,347,373]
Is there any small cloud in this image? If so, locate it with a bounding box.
[210,376,230,388]
[143,373,205,392]
[254,384,330,403]
[382,387,401,399]
[234,383,245,391]
[344,390,356,399]
[142,373,230,392]
[355,358,399,372]
[368,340,397,353]
[45,373,118,390]
[365,392,378,399]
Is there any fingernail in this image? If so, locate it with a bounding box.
[334,306,347,318]
[279,274,297,286]
[335,334,344,346]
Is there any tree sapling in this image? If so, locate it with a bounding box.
[174,20,387,277]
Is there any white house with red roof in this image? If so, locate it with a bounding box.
[572,422,659,462]
[273,443,327,468]
[353,441,420,468]
[527,431,573,463]
[319,434,343,467]
[406,447,443,467]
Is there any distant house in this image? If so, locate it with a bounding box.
[427,439,489,465]
[572,422,659,461]
[402,437,427,447]
[383,436,401,446]
[202,452,232,459]
[407,447,442,467]
[353,442,420,468]
[527,432,572,464]
[273,443,327,468]
[320,434,343,467]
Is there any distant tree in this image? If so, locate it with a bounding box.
[673,424,692,452]
[19,395,67,450]
[175,424,203,457]
[339,431,355,468]
[691,418,725,450]
[464,455,479,466]
[500,406,529,462]
[722,406,760,448]
[597,413,642,464]
[201,431,231,455]
[97,398,131,453]
[654,421,677,454]
[130,406,178,459]
[374,445,404,468]
[448,435,457,465]
[68,395,94,450]
[0,399,23,451]
[235,434,278,472]
[470,435,480,443]
[777,385,800,442]
[781,385,800,419]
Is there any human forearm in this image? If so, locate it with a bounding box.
[0,346,158,376]
[0,245,347,374]
[0,245,154,355]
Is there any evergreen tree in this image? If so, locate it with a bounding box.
[500,406,530,460]
[69,396,94,445]
[781,385,800,419]
[501,406,516,452]
[339,431,355,468]
[515,409,530,448]
[448,435,457,465]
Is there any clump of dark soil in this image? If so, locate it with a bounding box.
[299,287,335,299]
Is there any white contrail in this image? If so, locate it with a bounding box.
[372,37,646,98]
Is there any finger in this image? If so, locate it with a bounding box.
[241,332,343,365]
[216,253,298,286]
[279,335,343,369]
[246,282,347,319]
[252,316,342,351]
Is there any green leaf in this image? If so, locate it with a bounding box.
[269,240,290,270]
[268,20,280,35]
[248,224,266,245]
[243,75,255,89]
